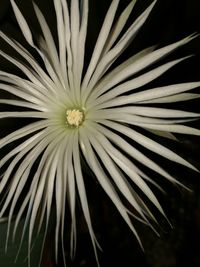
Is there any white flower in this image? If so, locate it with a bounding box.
[0,0,199,265]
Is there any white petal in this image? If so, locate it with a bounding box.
[87,131,147,219]
[0,111,49,119]
[0,130,46,169]
[86,35,195,103]
[55,140,67,262]
[78,0,89,83]
[60,140,68,266]
[0,31,61,94]
[0,127,60,198]
[0,99,43,111]
[10,0,34,46]
[2,129,59,249]
[140,93,200,103]
[70,0,80,91]
[88,58,194,108]
[102,0,137,54]
[0,50,44,87]
[0,120,51,150]
[92,106,199,118]
[86,0,157,93]
[88,111,194,125]
[140,123,200,136]
[88,121,183,185]
[79,128,143,247]
[5,166,31,250]
[86,125,165,215]
[28,130,66,255]
[72,131,100,263]
[130,82,200,103]
[0,82,57,107]
[46,147,60,262]
[53,0,68,88]
[145,129,178,141]
[99,121,197,171]
[84,46,155,104]
[60,0,74,91]
[81,0,120,90]
[66,133,77,258]
[33,3,64,84]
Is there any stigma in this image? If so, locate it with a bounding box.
[66,109,84,128]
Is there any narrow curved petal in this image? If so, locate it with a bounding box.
[81,0,120,90]
[86,0,157,93]
[10,0,34,46]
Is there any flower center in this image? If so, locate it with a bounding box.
[65,109,84,128]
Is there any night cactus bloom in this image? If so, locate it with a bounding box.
[0,0,199,265]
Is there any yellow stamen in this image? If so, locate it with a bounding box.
[66,109,84,128]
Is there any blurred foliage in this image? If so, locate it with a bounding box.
[0,220,42,267]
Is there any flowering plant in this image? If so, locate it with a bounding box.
[0,0,199,265]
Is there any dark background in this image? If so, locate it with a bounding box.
[0,0,200,267]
